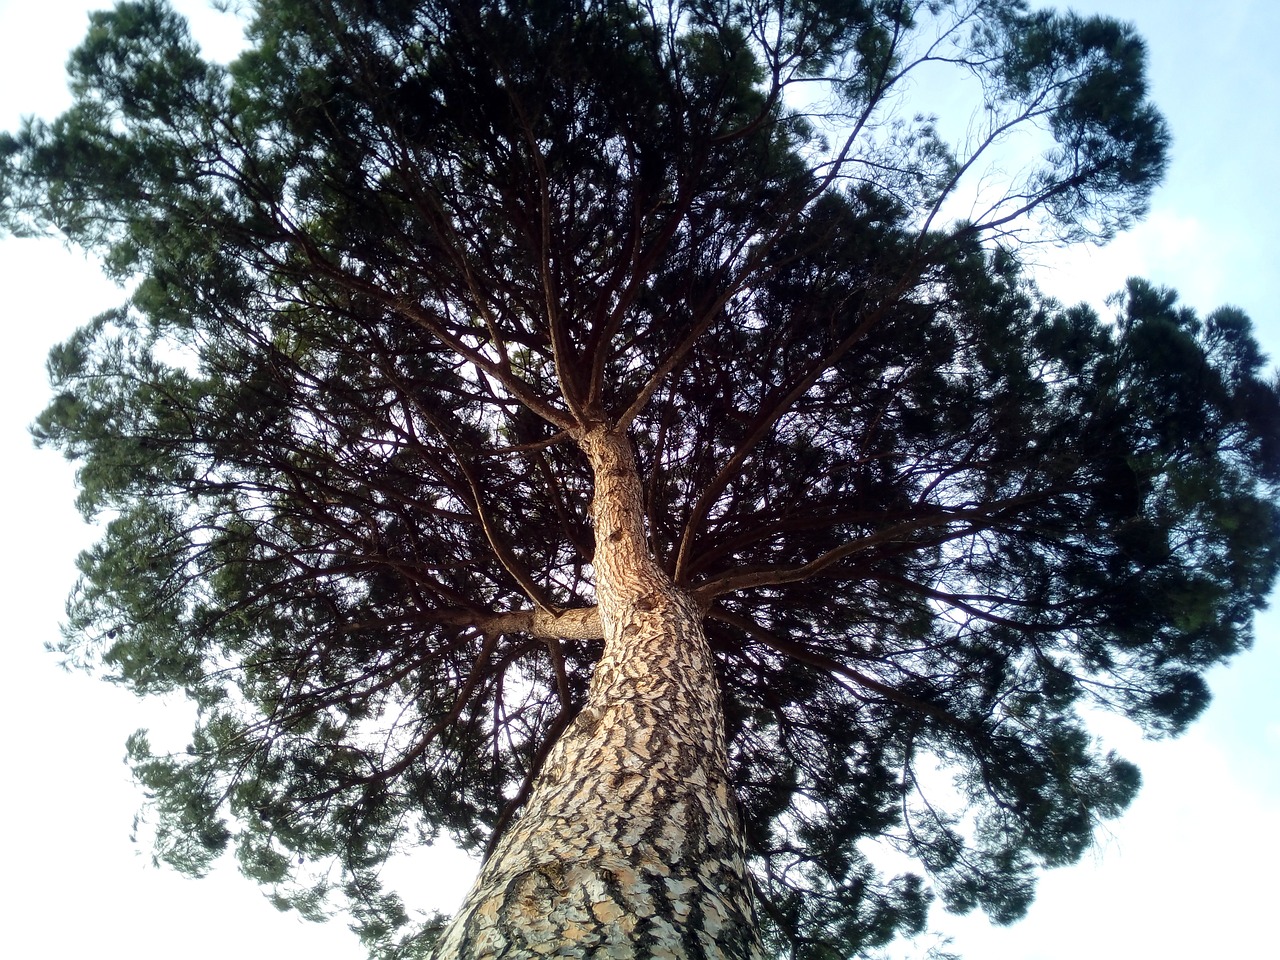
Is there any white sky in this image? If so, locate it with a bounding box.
[1,2,1275,958]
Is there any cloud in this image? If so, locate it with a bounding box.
[1028,210,1224,317]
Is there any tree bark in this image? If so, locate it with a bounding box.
[429,427,763,959]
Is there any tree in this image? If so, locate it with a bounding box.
[3,0,1277,956]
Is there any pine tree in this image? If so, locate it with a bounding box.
[4,1,1277,957]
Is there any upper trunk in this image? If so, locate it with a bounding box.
[429,427,763,958]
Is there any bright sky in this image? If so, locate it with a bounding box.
[1,2,1275,958]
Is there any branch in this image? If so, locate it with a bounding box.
[706,606,964,729]
[874,573,1068,634]
[691,514,970,600]
[270,216,578,433]
[690,490,1058,600]
[671,270,926,583]
[429,605,603,642]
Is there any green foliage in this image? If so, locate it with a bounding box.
[5,1,1276,957]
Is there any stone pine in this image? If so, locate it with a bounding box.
[4,1,1277,957]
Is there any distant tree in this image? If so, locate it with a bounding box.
[4,1,1277,957]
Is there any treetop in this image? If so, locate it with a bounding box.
[4,2,1276,956]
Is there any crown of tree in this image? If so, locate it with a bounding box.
[4,1,1277,957]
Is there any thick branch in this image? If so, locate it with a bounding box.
[431,605,604,641]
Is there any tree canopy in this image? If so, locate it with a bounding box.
[4,0,1278,956]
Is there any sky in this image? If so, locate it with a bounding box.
[0,1,1276,958]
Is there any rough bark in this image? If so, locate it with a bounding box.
[434,607,605,642]
[429,427,764,959]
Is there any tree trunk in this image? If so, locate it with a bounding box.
[429,427,763,959]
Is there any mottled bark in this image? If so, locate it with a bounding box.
[430,427,763,959]
[432,606,605,642]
